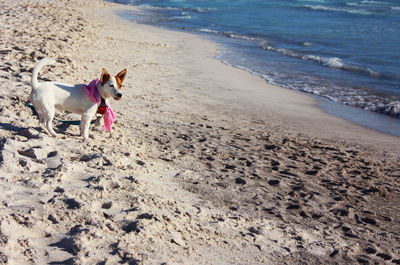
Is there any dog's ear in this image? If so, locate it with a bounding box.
[115,69,127,89]
[100,68,111,85]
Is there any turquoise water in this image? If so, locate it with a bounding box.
[113,0,400,123]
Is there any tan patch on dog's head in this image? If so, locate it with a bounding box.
[115,69,127,89]
[100,68,111,85]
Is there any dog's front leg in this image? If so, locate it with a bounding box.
[80,106,97,140]
[81,113,93,140]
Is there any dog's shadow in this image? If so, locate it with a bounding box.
[55,122,72,134]
[0,120,78,139]
[0,122,25,133]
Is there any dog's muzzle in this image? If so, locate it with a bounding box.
[114,92,122,100]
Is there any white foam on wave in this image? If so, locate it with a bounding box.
[297,0,326,3]
[304,5,372,15]
[223,32,257,41]
[259,43,299,58]
[137,4,213,13]
[259,43,345,69]
[392,6,400,10]
[198,28,219,34]
[361,0,384,5]
[258,42,385,79]
[138,4,180,11]
[303,55,344,68]
[193,7,217,12]
[385,102,400,116]
[195,28,257,40]
[171,15,191,20]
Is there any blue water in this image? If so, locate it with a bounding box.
[112,0,400,122]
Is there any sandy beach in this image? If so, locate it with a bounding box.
[0,0,399,264]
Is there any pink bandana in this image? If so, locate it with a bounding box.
[84,78,115,132]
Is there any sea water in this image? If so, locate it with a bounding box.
[112,0,400,136]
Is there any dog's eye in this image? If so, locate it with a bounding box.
[110,84,114,88]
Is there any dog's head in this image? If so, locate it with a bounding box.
[99,68,127,100]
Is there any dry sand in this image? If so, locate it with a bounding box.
[0,0,400,264]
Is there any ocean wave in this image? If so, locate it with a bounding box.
[361,0,385,4]
[137,4,180,11]
[288,83,400,118]
[302,55,344,68]
[137,4,214,13]
[170,15,191,20]
[190,28,258,41]
[297,0,326,3]
[218,53,400,118]
[259,42,340,67]
[257,42,393,79]
[197,29,258,41]
[192,27,260,41]
[197,28,219,34]
[267,73,400,118]
[222,32,257,41]
[376,101,400,117]
[347,1,400,12]
[304,4,372,15]
[193,7,217,12]
[299,86,400,118]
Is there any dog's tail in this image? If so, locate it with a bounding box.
[31,58,56,90]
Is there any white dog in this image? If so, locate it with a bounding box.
[30,58,126,140]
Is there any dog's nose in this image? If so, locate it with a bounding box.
[116,92,122,98]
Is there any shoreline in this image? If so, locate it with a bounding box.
[115,4,400,147]
[0,0,399,264]
[114,2,400,133]
[113,5,400,158]
[316,95,400,137]
[218,52,400,138]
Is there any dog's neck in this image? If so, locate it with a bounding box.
[97,98,107,115]
[94,82,107,115]
[96,82,107,101]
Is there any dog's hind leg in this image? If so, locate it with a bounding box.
[80,116,84,136]
[36,111,48,134]
[32,102,52,135]
[43,105,57,137]
[45,119,57,137]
